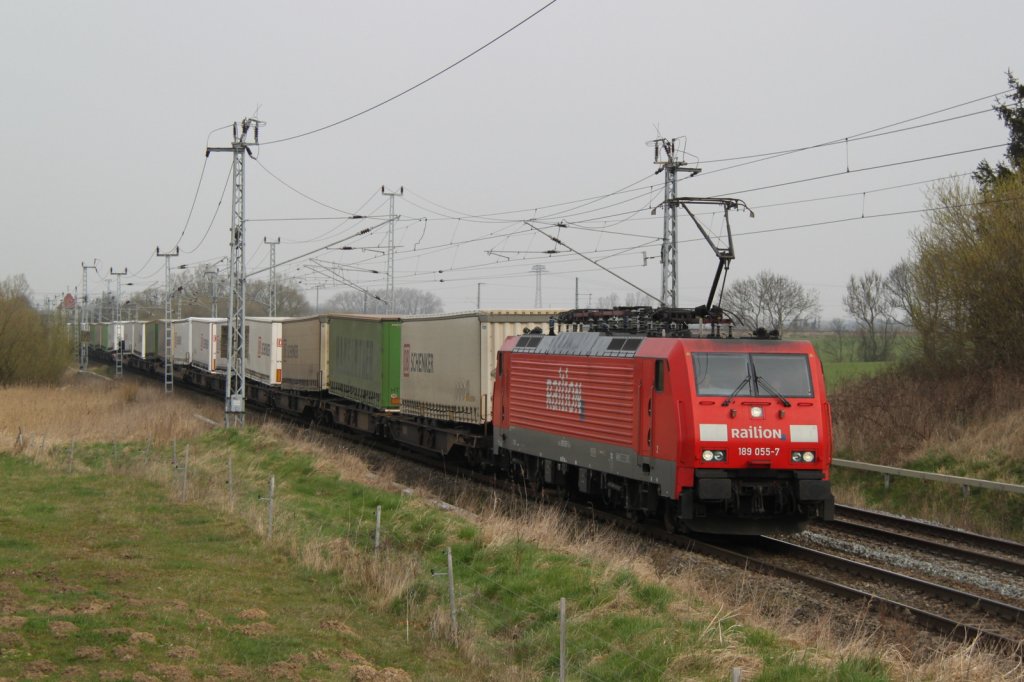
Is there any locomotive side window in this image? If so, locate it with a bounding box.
[693,352,813,398]
[654,359,666,391]
[693,353,751,396]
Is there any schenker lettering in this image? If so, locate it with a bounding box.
[731,426,784,440]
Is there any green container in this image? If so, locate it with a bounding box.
[327,315,401,410]
[99,323,109,349]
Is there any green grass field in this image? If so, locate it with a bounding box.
[0,427,900,681]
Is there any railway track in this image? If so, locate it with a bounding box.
[833,503,1024,562]
[368,438,1024,656]
[109,363,1024,656]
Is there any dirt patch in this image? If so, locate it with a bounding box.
[114,644,139,661]
[341,650,371,666]
[56,583,88,594]
[167,645,198,660]
[99,671,129,681]
[130,673,161,682]
[74,646,106,661]
[214,664,254,680]
[237,607,268,620]
[163,599,189,612]
[318,619,355,635]
[22,659,57,679]
[129,630,157,644]
[0,615,26,629]
[77,599,111,615]
[49,620,79,637]
[48,607,75,617]
[265,658,304,681]
[231,621,275,637]
[100,627,133,638]
[148,663,192,681]
[194,609,222,627]
[62,666,87,678]
[0,631,27,650]
[349,665,413,682]
[118,595,147,608]
[0,582,24,598]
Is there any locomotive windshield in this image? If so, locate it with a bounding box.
[692,352,813,398]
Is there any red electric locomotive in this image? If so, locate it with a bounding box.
[492,329,834,534]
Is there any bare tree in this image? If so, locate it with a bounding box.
[720,270,819,334]
[843,270,898,361]
[246,278,311,317]
[883,260,916,326]
[826,318,849,362]
[325,287,443,315]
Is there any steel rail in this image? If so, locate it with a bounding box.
[835,504,1024,557]
[820,517,1024,578]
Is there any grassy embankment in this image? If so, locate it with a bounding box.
[0,375,1014,680]
[808,329,1024,542]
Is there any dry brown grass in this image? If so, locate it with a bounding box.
[0,374,220,448]
[832,368,1024,466]
[912,408,1024,472]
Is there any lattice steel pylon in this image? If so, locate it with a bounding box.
[652,138,701,307]
[207,118,263,427]
[156,248,179,392]
[78,261,96,370]
[531,264,547,307]
[111,267,127,378]
[264,237,280,317]
[381,186,402,314]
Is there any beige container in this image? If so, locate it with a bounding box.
[399,310,562,425]
[189,317,225,372]
[246,317,286,385]
[280,315,329,391]
[172,320,191,365]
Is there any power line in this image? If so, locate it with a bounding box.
[258,0,561,146]
[253,157,364,215]
[718,143,1006,197]
[182,162,233,254]
[697,87,1012,173]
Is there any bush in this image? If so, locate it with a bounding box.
[831,365,1024,464]
[0,275,74,385]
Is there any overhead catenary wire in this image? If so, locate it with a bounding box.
[128,87,1011,306]
[716,142,1006,197]
[697,87,1013,176]
[257,0,561,146]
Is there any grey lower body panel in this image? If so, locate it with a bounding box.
[498,425,676,493]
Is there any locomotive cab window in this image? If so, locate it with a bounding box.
[693,352,813,398]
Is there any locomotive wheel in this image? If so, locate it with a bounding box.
[662,502,678,533]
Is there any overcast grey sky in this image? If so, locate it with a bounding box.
[1,1,1020,320]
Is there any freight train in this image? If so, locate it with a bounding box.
[88,307,834,534]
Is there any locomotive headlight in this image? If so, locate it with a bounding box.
[801,451,816,463]
[713,450,726,462]
[750,406,764,419]
[702,450,715,462]
[791,452,802,462]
